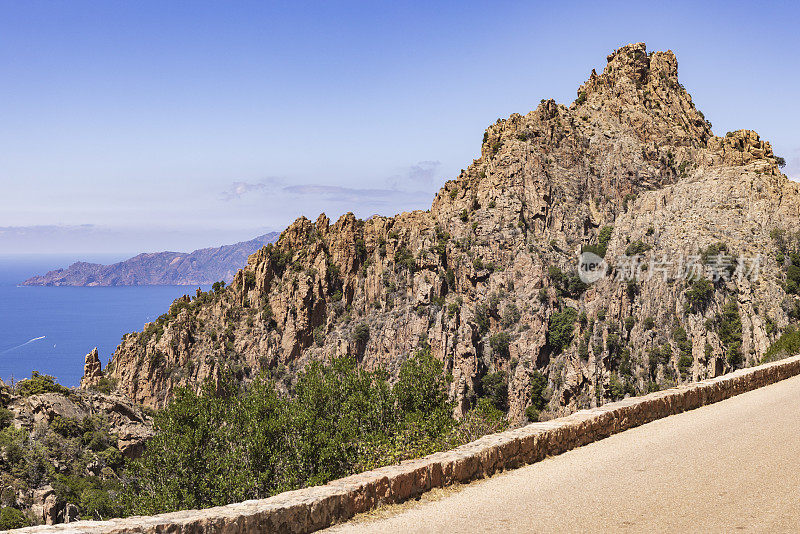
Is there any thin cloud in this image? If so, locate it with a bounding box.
[221,178,283,201]
[387,160,442,190]
[283,184,428,205]
[0,224,97,236]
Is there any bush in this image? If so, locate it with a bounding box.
[643,316,655,330]
[352,323,370,346]
[479,372,508,411]
[548,266,588,298]
[211,280,226,294]
[762,326,800,363]
[525,370,548,421]
[15,372,70,397]
[625,240,651,256]
[124,350,502,517]
[714,300,743,368]
[501,304,521,328]
[673,325,693,378]
[529,370,548,411]
[0,507,29,530]
[489,332,511,358]
[473,303,490,335]
[548,307,578,352]
[581,226,613,258]
[685,278,715,313]
[93,376,116,395]
[394,247,416,271]
[0,408,13,429]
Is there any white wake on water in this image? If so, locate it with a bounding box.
[1,335,46,354]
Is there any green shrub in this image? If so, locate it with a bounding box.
[643,316,655,330]
[473,303,490,335]
[525,370,548,421]
[15,372,70,397]
[625,240,652,256]
[479,372,508,411]
[394,247,416,271]
[0,507,30,530]
[548,307,578,352]
[501,304,521,328]
[762,326,800,363]
[489,332,511,358]
[51,415,82,438]
[0,408,13,429]
[582,226,614,258]
[673,325,693,378]
[211,280,226,293]
[648,344,671,380]
[685,278,715,313]
[713,300,743,368]
[548,266,588,298]
[352,323,370,346]
[124,350,501,517]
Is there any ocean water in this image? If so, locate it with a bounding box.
[0,255,207,387]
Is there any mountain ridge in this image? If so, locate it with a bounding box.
[89,43,799,424]
[22,233,279,287]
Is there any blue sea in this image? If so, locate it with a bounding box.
[0,255,207,387]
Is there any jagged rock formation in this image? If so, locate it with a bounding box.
[100,43,800,422]
[22,232,278,286]
[80,348,103,389]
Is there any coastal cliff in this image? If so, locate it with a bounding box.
[97,43,800,423]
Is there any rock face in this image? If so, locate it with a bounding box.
[22,232,279,286]
[104,43,800,421]
[1,381,153,524]
[80,348,103,389]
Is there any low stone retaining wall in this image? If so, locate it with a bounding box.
[19,355,800,534]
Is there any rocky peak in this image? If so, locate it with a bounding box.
[577,42,712,148]
[104,44,798,423]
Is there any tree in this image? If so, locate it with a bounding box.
[548,307,578,352]
[525,370,548,422]
[479,372,508,412]
[685,278,714,312]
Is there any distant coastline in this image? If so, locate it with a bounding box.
[21,232,278,287]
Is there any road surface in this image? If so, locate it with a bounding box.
[327,374,800,533]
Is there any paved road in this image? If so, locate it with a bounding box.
[328,374,800,533]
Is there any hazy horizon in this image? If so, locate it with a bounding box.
[3,0,799,255]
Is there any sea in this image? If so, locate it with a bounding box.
[0,254,207,387]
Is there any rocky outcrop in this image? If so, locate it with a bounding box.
[8,389,153,457]
[17,355,800,534]
[103,43,798,424]
[22,233,278,286]
[80,348,103,389]
[1,383,153,524]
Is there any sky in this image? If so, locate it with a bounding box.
[1,0,799,254]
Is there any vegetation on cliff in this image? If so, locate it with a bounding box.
[123,350,506,515]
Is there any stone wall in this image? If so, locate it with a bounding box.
[19,354,800,534]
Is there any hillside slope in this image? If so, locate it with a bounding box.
[22,233,278,286]
[95,43,800,422]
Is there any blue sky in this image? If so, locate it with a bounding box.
[1,0,799,254]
